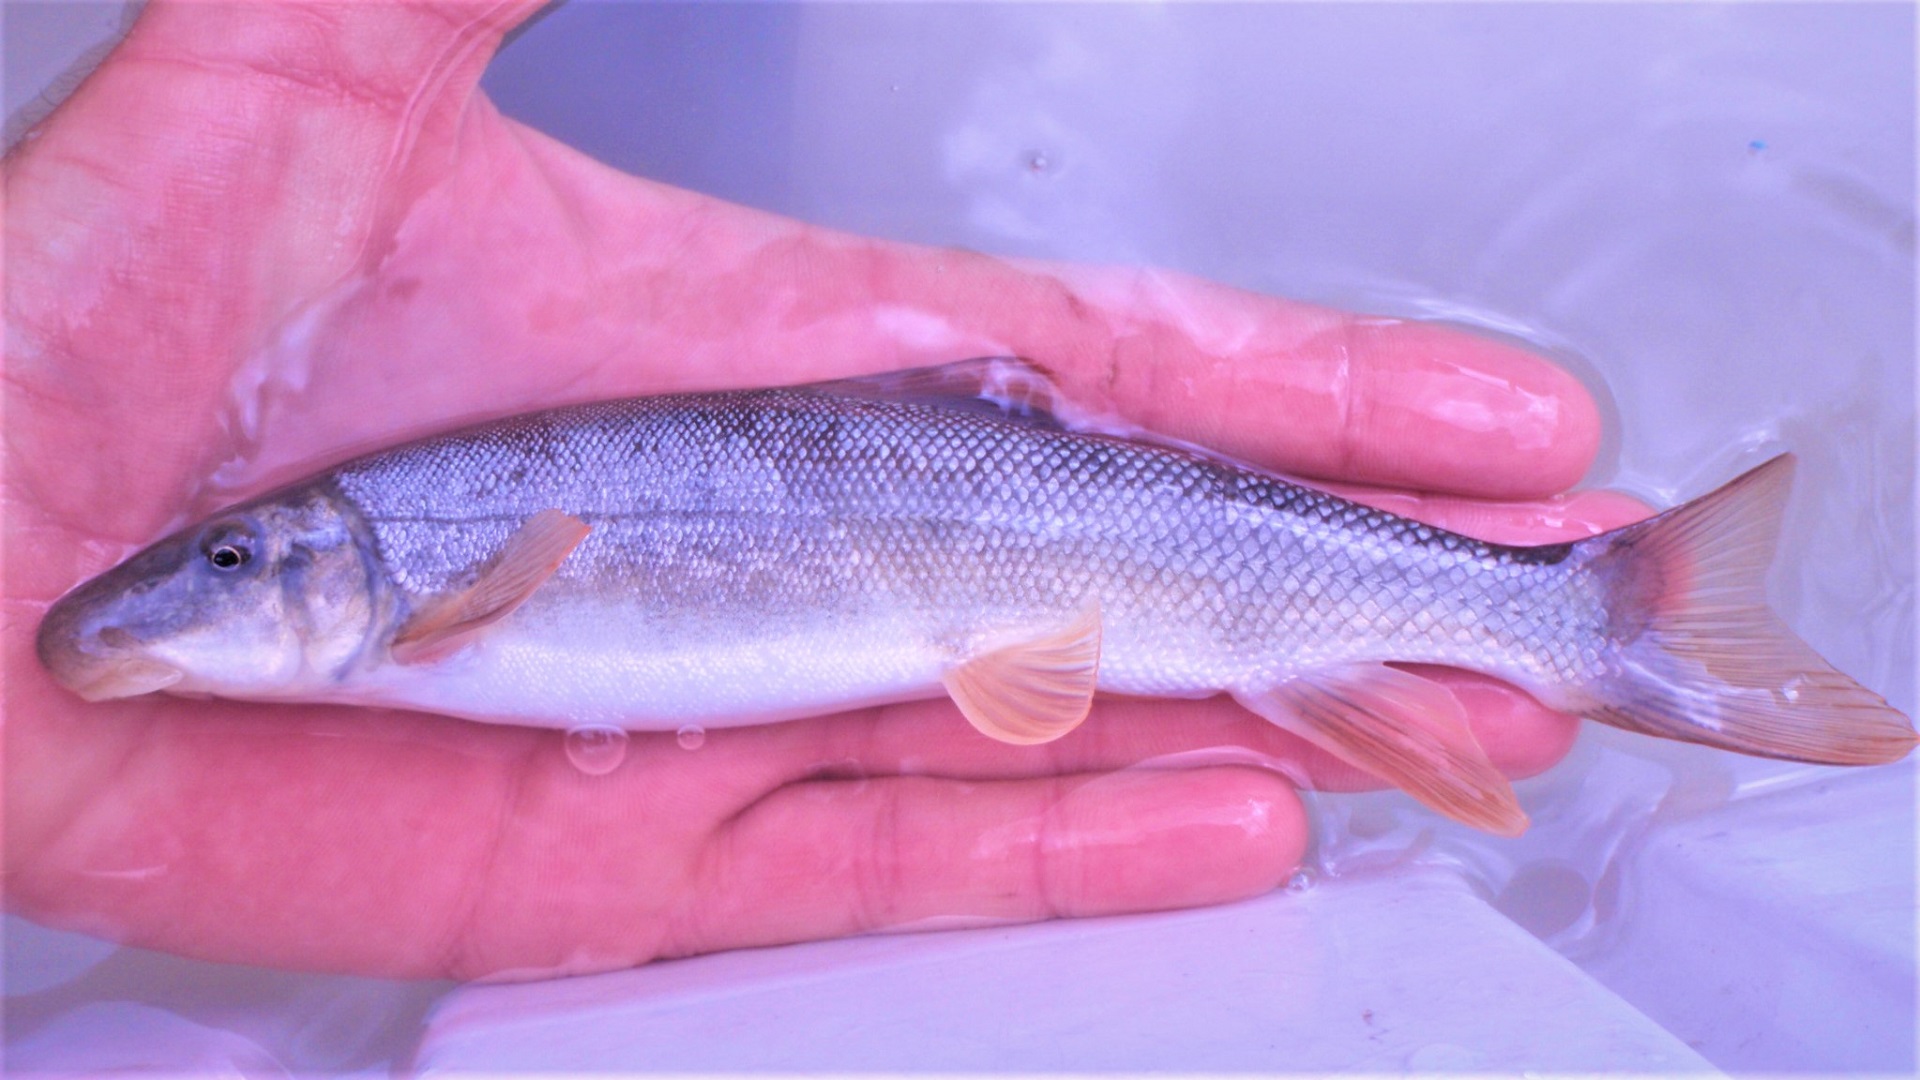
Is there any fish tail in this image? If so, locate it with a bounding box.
[1583,454,1916,765]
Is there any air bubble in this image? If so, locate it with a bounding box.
[676,725,707,751]
[564,726,629,775]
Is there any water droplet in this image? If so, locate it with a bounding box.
[1025,151,1052,175]
[676,725,707,751]
[1285,867,1317,893]
[564,726,629,776]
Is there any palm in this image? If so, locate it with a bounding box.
[4,2,1635,979]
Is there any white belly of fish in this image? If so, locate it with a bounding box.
[346,601,952,730]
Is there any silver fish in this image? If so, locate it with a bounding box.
[36,359,1917,833]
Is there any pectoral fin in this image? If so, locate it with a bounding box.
[391,509,591,665]
[1236,664,1527,836]
[943,603,1102,745]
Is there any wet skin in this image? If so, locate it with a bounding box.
[3,1,1643,979]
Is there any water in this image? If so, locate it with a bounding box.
[562,726,629,776]
[5,1,1912,1073]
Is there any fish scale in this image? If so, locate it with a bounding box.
[38,360,1914,834]
[326,387,1608,715]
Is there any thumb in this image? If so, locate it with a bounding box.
[6,0,544,535]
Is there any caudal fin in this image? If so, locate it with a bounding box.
[1586,454,1916,765]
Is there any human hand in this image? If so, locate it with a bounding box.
[4,1,1640,979]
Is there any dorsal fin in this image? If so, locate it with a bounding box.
[805,357,1073,430]
[803,358,1265,475]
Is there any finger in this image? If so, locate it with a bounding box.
[729,683,1574,801]
[978,264,1603,499]
[662,768,1306,960]
[862,261,1602,498]
[1418,667,1581,781]
[260,119,1601,503]
[563,231,1600,496]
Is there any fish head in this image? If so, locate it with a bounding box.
[36,485,384,703]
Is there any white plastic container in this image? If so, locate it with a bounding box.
[5,3,1912,1073]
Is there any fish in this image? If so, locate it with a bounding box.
[36,358,1918,834]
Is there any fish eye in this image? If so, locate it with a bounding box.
[208,544,248,570]
[200,523,257,572]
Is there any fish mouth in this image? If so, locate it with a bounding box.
[64,657,184,702]
[38,585,187,702]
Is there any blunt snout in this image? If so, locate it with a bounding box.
[37,572,185,702]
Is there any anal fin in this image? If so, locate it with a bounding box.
[943,603,1102,745]
[1236,663,1528,836]
[391,509,591,665]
